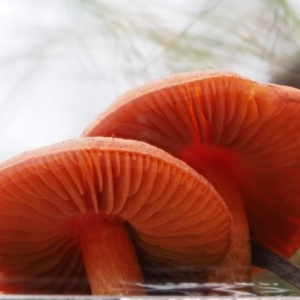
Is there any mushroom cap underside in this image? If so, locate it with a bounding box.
[0,137,231,294]
[83,70,300,258]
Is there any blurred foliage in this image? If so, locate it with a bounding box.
[66,0,300,83]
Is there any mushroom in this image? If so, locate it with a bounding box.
[83,70,300,284]
[0,137,232,295]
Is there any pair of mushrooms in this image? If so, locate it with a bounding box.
[1,70,300,295]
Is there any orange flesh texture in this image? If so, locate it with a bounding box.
[76,213,143,295]
[0,137,231,294]
[197,167,251,284]
[83,70,300,259]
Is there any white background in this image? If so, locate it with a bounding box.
[0,0,299,162]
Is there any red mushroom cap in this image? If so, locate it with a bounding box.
[0,137,231,294]
[83,70,300,258]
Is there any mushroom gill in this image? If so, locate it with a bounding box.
[83,70,300,284]
[0,137,232,295]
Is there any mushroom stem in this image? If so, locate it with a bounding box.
[201,168,251,286]
[178,146,251,287]
[76,212,145,295]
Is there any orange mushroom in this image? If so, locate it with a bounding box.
[83,70,300,285]
[0,137,232,295]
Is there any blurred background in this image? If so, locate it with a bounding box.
[0,0,300,296]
